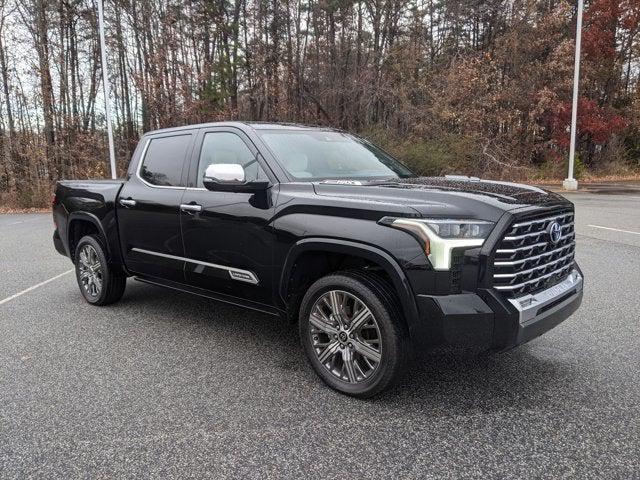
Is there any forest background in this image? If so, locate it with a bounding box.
[0,0,639,207]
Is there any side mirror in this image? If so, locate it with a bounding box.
[202,164,269,193]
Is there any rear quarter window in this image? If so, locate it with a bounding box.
[139,134,192,187]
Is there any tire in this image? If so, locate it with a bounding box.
[74,235,126,306]
[298,270,409,398]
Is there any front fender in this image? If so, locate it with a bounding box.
[280,238,421,337]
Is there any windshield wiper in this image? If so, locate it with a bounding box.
[363,179,404,187]
[319,179,364,185]
[318,178,405,187]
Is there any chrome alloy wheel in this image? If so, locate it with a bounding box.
[308,290,382,384]
[78,244,103,297]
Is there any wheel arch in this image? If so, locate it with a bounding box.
[67,212,110,260]
[280,238,419,334]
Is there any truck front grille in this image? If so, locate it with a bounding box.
[492,210,575,298]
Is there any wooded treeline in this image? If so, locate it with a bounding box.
[0,0,639,207]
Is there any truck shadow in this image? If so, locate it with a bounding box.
[382,347,579,414]
[115,281,580,415]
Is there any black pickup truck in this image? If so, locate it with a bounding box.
[53,122,583,397]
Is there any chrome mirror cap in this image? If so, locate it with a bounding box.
[203,163,245,185]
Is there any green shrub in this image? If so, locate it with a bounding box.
[572,154,587,179]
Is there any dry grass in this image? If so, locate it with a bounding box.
[533,174,640,185]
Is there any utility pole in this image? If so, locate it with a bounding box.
[563,0,583,191]
[97,0,117,179]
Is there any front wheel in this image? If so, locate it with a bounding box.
[74,235,126,306]
[299,271,409,398]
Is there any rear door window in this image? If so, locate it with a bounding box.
[139,134,192,187]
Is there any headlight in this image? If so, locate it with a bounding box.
[416,219,494,239]
[379,217,494,270]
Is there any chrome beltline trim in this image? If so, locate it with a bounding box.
[131,247,259,284]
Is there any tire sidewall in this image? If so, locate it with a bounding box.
[74,235,111,305]
[299,274,402,397]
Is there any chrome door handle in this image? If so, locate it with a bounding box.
[119,198,136,208]
[180,203,202,213]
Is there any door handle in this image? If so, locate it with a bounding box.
[119,198,136,208]
[180,203,202,213]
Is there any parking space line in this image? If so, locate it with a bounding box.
[587,225,640,236]
[0,269,74,306]
[4,218,41,226]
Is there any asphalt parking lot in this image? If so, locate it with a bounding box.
[1,187,639,479]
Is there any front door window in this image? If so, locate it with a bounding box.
[196,132,267,187]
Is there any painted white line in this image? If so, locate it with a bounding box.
[0,269,74,306]
[5,219,41,226]
[587,225,640,236]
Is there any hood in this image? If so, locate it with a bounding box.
[313,176,571,222]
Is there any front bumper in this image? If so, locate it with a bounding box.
[414,267,584,350]
[509,269,583,346]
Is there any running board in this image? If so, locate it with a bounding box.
[133,275,282,317]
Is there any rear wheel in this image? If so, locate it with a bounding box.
[299,271,408,398]
[74,235,126,306]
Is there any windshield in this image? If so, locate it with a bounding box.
[257,130,414,181]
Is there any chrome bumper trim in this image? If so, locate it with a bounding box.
[507,269,583,325]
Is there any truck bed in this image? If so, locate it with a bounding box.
[56,179,125,208]
[53,179,126,267]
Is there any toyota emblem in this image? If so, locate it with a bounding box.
[547,221,562,244]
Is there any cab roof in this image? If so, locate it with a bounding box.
[142,121,336,137]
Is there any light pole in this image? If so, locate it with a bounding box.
[97,0,117,179]
[563,0,583,191]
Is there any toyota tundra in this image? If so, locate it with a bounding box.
[52,122,584,397]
